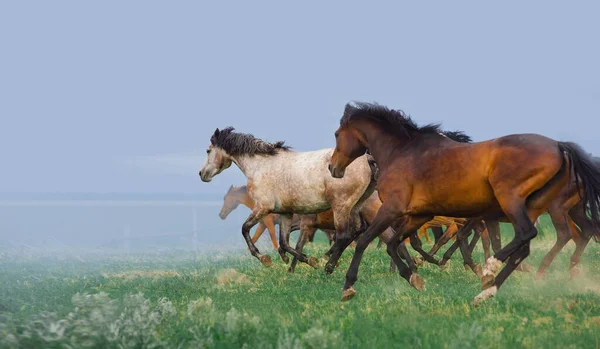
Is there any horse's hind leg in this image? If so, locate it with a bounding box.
[480,227,491,260]
[439,220,477,267]
[289,222,317,273]
[409,232,440,265]
[568,201,595,279]
[251,222,267,244]
[476,198,538,304]
[263,216,281,251]
[278,214,318,268]
[429,223,460,255]
[431,226,444,244]
[458,231,483,277]
[536,205,572,278]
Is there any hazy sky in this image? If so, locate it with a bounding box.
[2,1,599,196]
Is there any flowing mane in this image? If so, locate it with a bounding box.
[211,127,291,157]
[341,102,471,142]
[441,130,472,143]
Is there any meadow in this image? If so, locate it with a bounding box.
[1,217,600,349]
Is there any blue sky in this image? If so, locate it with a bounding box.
[1,1,599,196]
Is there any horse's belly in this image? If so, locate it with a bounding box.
[410,184,499,218]
[274,194,330,214]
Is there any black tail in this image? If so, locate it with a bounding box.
[559,142,600,232]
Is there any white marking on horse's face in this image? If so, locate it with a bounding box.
[199,146,232,182]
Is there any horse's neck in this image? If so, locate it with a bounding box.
[230,155,260,179]
[237,192,255,209]
[232,153,284,181]
[365,126,455,170]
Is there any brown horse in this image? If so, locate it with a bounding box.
[328,102,600,304]
[431,162,600,279]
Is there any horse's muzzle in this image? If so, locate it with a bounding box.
[199,170,212,182]
[328,164,345,178]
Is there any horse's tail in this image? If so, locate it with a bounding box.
[558,142,600,232]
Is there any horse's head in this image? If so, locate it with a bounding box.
[199,128,233,182]
[219,185,242,220]
[329,121,367,179]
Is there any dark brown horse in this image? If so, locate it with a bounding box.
[328,102,600,304]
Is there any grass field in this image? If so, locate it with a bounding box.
[1,217,600,348]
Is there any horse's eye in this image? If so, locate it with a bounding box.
[206,149,210,154]
[334,131,339,138]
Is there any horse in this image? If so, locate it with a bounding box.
[328,102,600,304]
[430,159,600,279]
[219,185,282,255]
[199,127,376,268]
[288,190,467,273]
[219,184,336,265]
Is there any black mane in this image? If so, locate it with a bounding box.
[341,102,471,142]
[211,127,291,157]
[442,130,472,143]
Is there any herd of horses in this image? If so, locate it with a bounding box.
[199,102,600,305]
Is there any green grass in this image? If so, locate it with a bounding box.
[1,218,600,348]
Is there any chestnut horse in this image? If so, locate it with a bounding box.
[219,184,335,264]
[328,102,600,304]
[219,185,282,252]
[199,127,376,268]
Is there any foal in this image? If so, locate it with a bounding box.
[219,185,281,253]
[328,102,600,304]
[200,127,375,268]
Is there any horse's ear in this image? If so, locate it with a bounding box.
[344,102,357,116]
[211,128,220,144]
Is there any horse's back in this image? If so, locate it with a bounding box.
[251,149,333,213]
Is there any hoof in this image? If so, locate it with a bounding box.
[287,265,296,273]
[483,257,502,276]
[324,263,335,275]
[472,264,484,278]
[341,287,356,302]
[413,257,424,267]
[308,256,319,269]
[570,267,580,280]
[481,274,495,290]
[280,254,290,264]
[409,274,425,291]
[440,260,450,271]
[516,263,533,273]
[536,270,546,280]
[472,286,497,306]
[464,264,471,272]
[259,254,272,267]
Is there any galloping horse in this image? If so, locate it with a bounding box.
[199,127,375,268]
[220,184,336,266]
[328,102,600,304]
[219,185,282,254]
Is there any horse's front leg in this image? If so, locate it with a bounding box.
[278,214,319,269]
[324,215,367,274]
[242,209,272,267]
